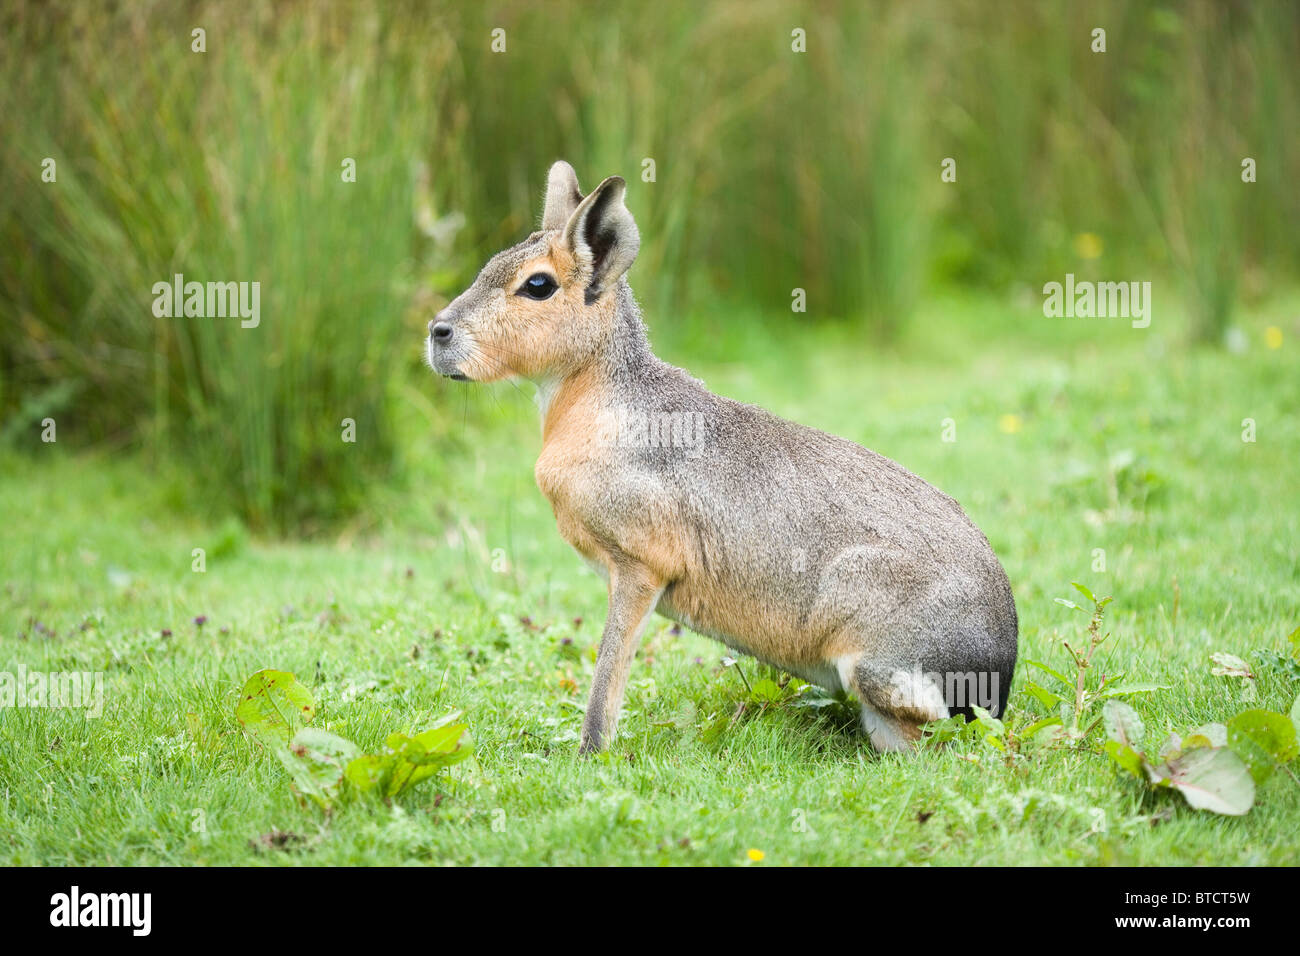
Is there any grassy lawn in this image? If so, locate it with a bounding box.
[2,293,1297,866]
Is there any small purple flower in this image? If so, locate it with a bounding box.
[161,628,172,638]
[193,615,207,628]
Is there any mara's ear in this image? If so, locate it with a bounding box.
[541,160,584,231]
[561,175,640,300]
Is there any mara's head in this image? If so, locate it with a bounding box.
[426,161,640,384]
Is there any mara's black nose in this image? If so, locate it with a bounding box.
[429,320,453,344]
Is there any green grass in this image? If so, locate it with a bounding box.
[2,294,1298,865]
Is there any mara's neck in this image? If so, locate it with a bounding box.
[535,279,655,428]
[600,280,654,380]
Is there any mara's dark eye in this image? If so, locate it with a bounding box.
[518,273,558,300]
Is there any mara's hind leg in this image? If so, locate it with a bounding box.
[838,656,950,753]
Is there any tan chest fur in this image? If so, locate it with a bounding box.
[534,369,690,584]
[534,368,607,566]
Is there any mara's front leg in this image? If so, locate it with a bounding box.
[580,561,665,754]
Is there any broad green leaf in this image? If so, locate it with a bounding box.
[423,708,466,731]
[749,678,783,704]
[1160,724,1226,763]
[1105,740,1145,778]
[299,728,361,780]
[1054,598,1083,612]
[345,719,473,798]
[1030,722,1067,749]
[1024,658,1074,689]
[970,705,1005,738]
[402,723,474,765]
[1226,709,1299,784]
[920,715,968,748]
[1071,582,1096,603]
[1158,733,1183,761]
[276,728,361,806]
[293,727,361,762]
[273,750,326,803]
[344,754,389,793]
[1024,681,1063,711]
[235,669,315,748]
[1184,723,1228,749]
[699,711,732,746]
[1166,747,1255,816]
[1020,716,1062,738]
[1102,699,1143,747]
[1210,652,1253,679]
[1145,759,1172,787]
[1287,626,1300,660]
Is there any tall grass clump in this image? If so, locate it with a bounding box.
[0,4,464,530]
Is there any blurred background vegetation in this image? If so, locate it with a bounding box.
[2,0,1297,532]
